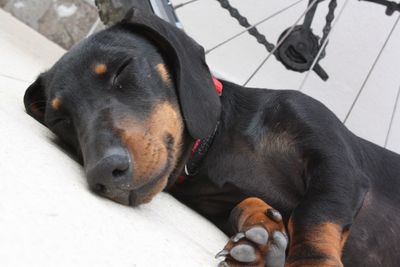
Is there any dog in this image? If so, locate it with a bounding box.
[24,8,400,267]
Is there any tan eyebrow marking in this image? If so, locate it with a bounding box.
[51,97,61,110]
[155,63,172,86]
[94,63,108,75]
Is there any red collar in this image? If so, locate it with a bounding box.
[177,77,223,184]
[213,77,223,96]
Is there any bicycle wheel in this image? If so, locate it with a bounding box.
[95,0,400,153]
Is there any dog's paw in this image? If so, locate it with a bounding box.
[216,198,287,267]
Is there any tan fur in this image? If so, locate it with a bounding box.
[155,63,172,86]
[287,219,347,267]
[236,197,285,233]
[51,97,61,110]
[94,63,107,75]
[311,223,347,262]
[139,175,169,204]
[115,102,183,203]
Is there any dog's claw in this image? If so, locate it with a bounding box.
[232,232,245,242]
[245,226,269,246]
[266,208,283,222]
[215,249,229,259]
[230,244,257,263]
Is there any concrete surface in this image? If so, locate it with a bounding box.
[0,9,227,267]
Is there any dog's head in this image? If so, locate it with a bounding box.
[23,9,221,206]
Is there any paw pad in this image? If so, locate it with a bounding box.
[217,207,287,267]
[230,244,257,263]
[245,226,269,246]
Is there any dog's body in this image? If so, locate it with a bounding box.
[171,80,400,266]
[24,9,400,267]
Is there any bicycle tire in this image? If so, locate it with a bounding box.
[95,0,181,28]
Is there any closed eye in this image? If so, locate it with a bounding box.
[112,58,133,86]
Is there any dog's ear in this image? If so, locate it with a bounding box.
[120,8,221,139]
[24,75,47,125]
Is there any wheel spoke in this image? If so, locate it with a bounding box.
[344,14,400,124]
[86,18,101,37]
[243,0,320,86]
[173,0,203,9]
[385,85,400,147]
[206,0,305,54]
[298,0,350,91]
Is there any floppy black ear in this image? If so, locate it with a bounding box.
[24,75,47,125]
[120,8,221,139]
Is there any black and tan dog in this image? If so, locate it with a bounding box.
[24,8,400,267]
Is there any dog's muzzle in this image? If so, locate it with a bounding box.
[86,146,135,205]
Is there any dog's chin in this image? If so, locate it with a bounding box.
[103,171,171,207]
[106,190,138,207]
[99,188,158,207]
[129,173,170,206]
[110,190,132,206]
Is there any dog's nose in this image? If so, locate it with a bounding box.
[86,148,133,193]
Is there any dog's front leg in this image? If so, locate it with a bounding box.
[216,161,368,267]
[285,161,368,267]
